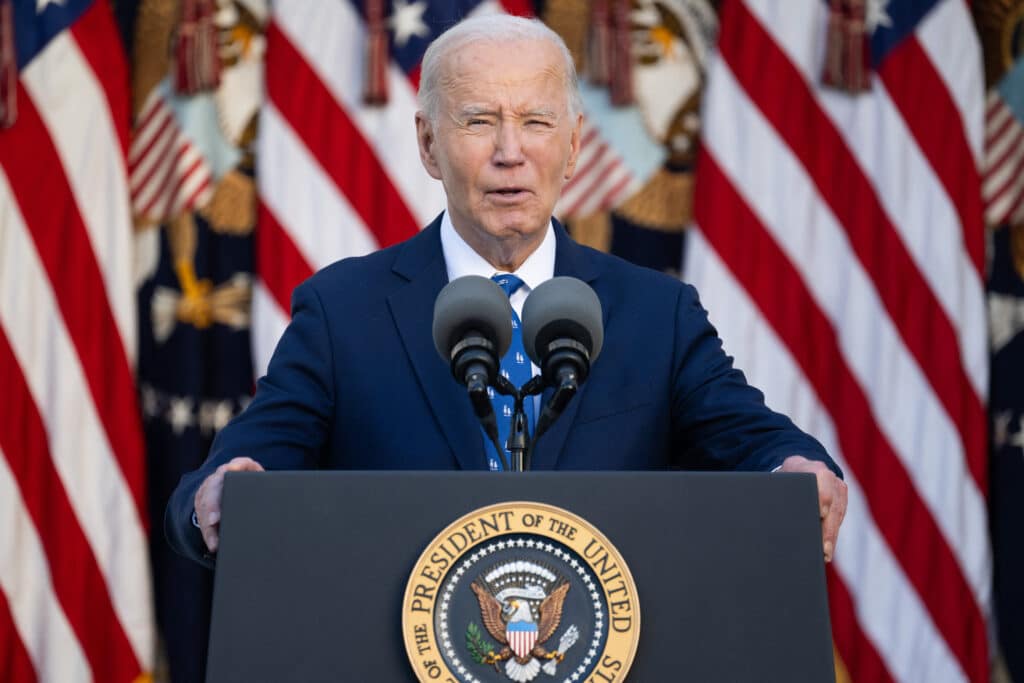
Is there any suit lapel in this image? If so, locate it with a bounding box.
[529,223,607,470]
[387,220,488,471]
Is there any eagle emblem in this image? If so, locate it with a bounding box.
[467,562,580,682]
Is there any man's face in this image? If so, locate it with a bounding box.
[417,39,581,265]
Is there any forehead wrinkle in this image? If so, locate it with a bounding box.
[437,41,572,113]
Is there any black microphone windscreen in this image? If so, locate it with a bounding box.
[521,277,603,366]
[432,275,513,361]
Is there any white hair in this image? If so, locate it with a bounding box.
[417,14,583,123]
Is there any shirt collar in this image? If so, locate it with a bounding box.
[439,211,556,292]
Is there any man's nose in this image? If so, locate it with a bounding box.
[492,121,525,166]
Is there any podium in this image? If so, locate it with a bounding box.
[206,471,835,682]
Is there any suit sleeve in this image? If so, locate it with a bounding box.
[669,283,842,477]
[164,280,337,565]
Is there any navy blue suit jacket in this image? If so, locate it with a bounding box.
[166,217,837,564]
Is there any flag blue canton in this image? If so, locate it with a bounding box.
[351,0,487,76]
[9,0,93,69]
[866,0,943,64]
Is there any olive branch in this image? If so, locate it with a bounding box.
[465,622,495,664]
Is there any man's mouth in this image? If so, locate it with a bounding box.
[488,187,530,201]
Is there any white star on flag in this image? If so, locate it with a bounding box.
[867,0,893,32]
[36,0,65,12]
[167,397,195,435]
[390,0,430,47]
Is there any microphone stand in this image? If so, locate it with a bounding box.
[492,376,546,471]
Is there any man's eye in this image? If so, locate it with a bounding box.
[467,118,490,126]
[526,119,552,128]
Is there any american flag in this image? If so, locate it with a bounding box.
[687,0,989,681]
[983,86,1024,228]
[0,0,153,682]
[253,0,636,375]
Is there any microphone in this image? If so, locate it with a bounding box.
[522,277,603,446]
[432,276,513,467]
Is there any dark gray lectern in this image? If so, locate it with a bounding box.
[207,471,835,682]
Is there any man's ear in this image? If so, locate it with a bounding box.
[563,113,583,180]
[416,112,443,180]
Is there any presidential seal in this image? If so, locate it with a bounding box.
[403,502,640,683]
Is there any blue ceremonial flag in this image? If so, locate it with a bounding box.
[988,223,1024,680]
[975,1,1024,676]
[128,0,264,679]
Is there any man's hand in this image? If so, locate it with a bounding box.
[779,455,848,563]
[194,457,265,553]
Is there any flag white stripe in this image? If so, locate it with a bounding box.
[161,144,209,214]
[274,0,446,227]
[0,171,154,667]
[562,124,603,190]
[556,142,611,207]
[22,32,137,364]
[561,162,632,218]
[983,134,1024,201]
[129,126,178,198]
[987,170,1024,226]
[1012,194,1024,224]
[0,449,93,683]
[986,106,1011,138]
[745,0,987,398]
[846,78,987,393]
[130,88,163,143]
[134,138,185,213]
[684,230,967,682]
[986,89,1004,116]
[983,117,1023,176]
[259,104,379,272]
[916,0,984,163]
[252,282,290,379]
[702,59,990,607]
[129,108,174,172]
[168,179,213,220]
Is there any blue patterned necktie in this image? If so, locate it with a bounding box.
[486,274,535,470]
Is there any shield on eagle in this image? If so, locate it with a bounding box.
[506,620,538,659]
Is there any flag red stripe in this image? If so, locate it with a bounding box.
[983,125,1024,186]
[0,330,141,682]
[985,142,1024,212]
[565,157,621,217]
[141,141,191,217]
[601,174,633,209]
[695,149,988,682]
[181,173,213,213]
[0,590,37,683]
[132,120,181,207]
[0,84,147,522]
[128,108,174,173]
[986,95,1002,117]
[719,0,987,494]
[878,37,984,276]
[498,0,534,16]
[266,21,420,248]
[69,1,130,158]
[1005,192,1024,226]
[564,142,609,193]
[152,147,202,219]
[406,63,422,91]
[562,131,602,193]
[826,567,895,683]
[257,201,315,314]
[130,96,166,151]
[985,102,1014,146]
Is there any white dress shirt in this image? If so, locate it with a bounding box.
[439,211,554,412]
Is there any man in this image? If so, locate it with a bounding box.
[166,14,847,568]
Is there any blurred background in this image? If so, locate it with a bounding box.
[0,0,1021,681]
